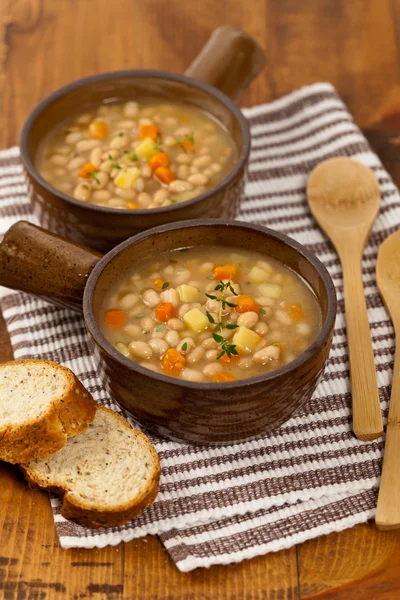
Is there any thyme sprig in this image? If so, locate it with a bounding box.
[88,170,100,184]
[205,280,239,360]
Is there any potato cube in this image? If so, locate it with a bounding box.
[114,167,140,189]
[249,266,270,283]
[258,283,281,299]
[177,284,200,303]
[183,308,209,333]
[232,326,261,354]
[134,137,157,158]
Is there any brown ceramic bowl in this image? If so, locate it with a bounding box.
[0,219,337,445]
[19,27,265,253]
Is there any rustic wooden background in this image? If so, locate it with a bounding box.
[2,0,400,598]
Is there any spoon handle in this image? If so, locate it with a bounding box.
[341,251,383,441]
[376,331,400,529]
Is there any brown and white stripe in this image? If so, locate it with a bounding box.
[0,83,395,571]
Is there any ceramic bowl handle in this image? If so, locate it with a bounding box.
[0,221,101,312]
[185,26,265,100]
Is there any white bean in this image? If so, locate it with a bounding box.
[255,322,269,336]
[203,363,223,378]
[297,323,311,336]
[90,147,103,168]
[275,310,292,326]
[211,163,222,173]
[138,192,152,207]
[164,136,176,147]
[141,165,152,179]
[141,316,155,333]
[174,269,191,285]
[65,131,83,145]
[238,357,252,370]
[110,134,129,149]
[76,139,101,152]
[120,293,139,310]
[177,338,196,354]
[154,189,169,204]
[142,289,160,308]
[255,296,275,307]
[139,117,154,126]
[148,338,169,356]
[68,156,86,171]
[116,119,135,128]
[108,198,126,208]
[129,340,153,359]
[123,101,139,118]
[253,345,280,363]
[73,183,91,202]
[167,318,184,331]
[192,155,212,168]
[76,113,92,124]
[181,368,205,382]
[205,349,219,361]
[176,153,192,164]
[237,311,259,329]
[177,165,189,180]
[202,337,218,349]
[169,180,193,193]
[51,154,68,166]
[199,261,214,273]
[124,324,142,338]
[116,188,136,200]
[91,171,109,190]
[135,177,144,192]
[165,330,180,347]
[160,288,180,306]
[187,173,209,186]
[187,346,205,364]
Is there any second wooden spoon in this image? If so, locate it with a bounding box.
[307,157,383,441]
[375,229,400,529]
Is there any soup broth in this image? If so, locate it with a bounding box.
[36,101,238,210]
[101,247,322,382]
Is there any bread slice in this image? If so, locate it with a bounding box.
[0,359,97,464]
[21,406,160,528]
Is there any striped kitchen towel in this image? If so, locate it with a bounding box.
[0,82,394,572]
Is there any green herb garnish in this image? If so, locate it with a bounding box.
[171,197,180,203]
[134,313,144,318]
[118,131,124,137]
[124,151,138,161]
[162,282,170,290]
[205,280,238,360]
[88,170,100,184]
[260,308,266,316]
[272,342,281,347]
[108,154,121,169]
[156,324,165,332]
[181,342,188,351]
[153,135,162,152]
[206,275,214,280]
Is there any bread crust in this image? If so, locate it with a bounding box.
[0,359,97,464]
[21,407,161,529]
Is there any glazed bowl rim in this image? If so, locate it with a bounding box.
[83,218,337,389]
[19,69,250,216]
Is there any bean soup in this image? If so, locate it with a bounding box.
[101,248,322,382]
[36,101,237,209]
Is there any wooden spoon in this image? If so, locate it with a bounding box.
[307,157,383,441]
[375,229,400,529]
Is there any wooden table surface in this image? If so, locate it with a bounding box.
[2,1,400,598]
